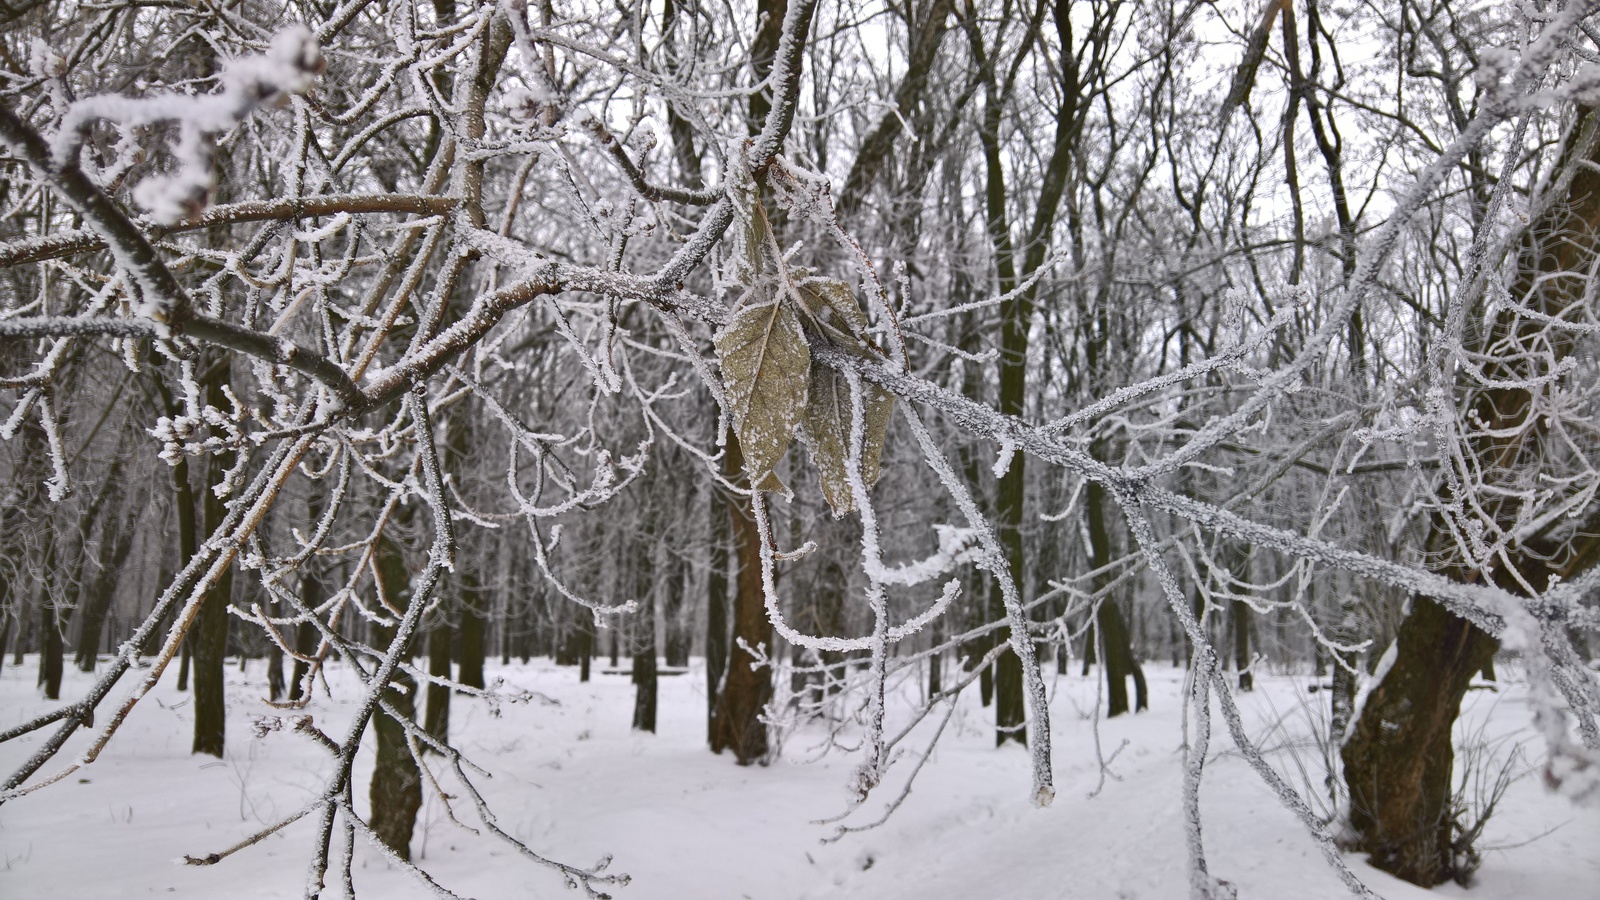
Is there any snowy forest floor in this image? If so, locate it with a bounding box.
[1,656,1596,899]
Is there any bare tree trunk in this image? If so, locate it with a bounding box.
[75,504,136,673]
[1341,595,1496,884]
[576,609,592,683]
[287,488,326,702]
[191,367,236,758]
[1231,600,1253,692]
[457,569,486,690]
[8,607,24,667]
[1085,478,1146,715]
[423,611,451,747]
[288,577,319,702]
[632,607,658,733]
[965,0,1101,742]
[706,476,729,740]
[631,521,658,731]
[663,552,690,668]
[164,392,198,694]
[1342,108,1600,887]
[710,434,771,763]
[34,434,65,699]
[266,589,286,702]
[369,533,422,860]
[37,562,63,700]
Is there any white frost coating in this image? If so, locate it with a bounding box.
[409,393,457,572]
[1121,495,1378,898]
[505,437,641,620]
[1,389,36,441]
[861,525,979,588]
[1343,639,1397,746]
[1128,0,1600,488]
[1183,648,1220,900]
[36,394,71,501]
[901,404,1054,808]
[842,370,896,801]
[992,438,1015,479]
[53,27,324,226]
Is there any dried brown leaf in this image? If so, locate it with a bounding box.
[715,286,810,492]
[802,362,894,516]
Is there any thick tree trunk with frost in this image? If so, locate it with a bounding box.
[1343,108,1600,887]
[1341,593,1496,884]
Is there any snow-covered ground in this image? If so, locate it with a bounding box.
[1,656,1595,899]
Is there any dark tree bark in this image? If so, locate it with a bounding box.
[33,422,64,699]
[265,589,286,702]
[577,609,592,683]
[706,476,730,739]
[1232,600,1253,692]
[191,367,236,758]
[1084,478,1147,715]
[174,453,197,697]
[1221,541,1253,693]
[75,501,137,673]
[288,570,321,702]
[48,435,135,690]
[710,434,771,763]
[631,608,658,733]
[499,584,511,666]
[74,588,113,673]
[745,0,787,133]
[0,359,27,679]
[663,552,690,669]
[370,656,423,860]
[369,533,422,861]
[704,0,789,761]
[1081,617,1096,677]
[423,611,451,747]
[555,610,578,666]
[964,1,1110,743]
[457,569,487,689]
[37,559,63,700]
[631,523,658,731]
[952,306,995,710]
[1341,595,1496,885]
[10,585,28,667]
[288,480,328,703]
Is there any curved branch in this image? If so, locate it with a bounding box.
[0,314,362,410]
[0,194,459,269]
